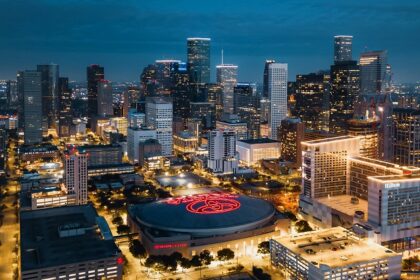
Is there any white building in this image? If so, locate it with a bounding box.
[64,150,88,205]
[208,129,238,174]
[367,174,420,251]
[216,64,238,114]
[268,63,288,140]
[236,138,280,166]
[146,97,173,156]
[127,127,157,164]
[270,227,402,280]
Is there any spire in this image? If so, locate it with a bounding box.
[221,49,224,65]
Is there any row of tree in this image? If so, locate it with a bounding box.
[144,249,235,272]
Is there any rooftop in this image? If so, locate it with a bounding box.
[20,204,120,271]
[301,135,358,146]
[272,227,400,268]
[238,138,278,145]
[315,195,368,221]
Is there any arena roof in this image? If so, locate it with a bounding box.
[129,192,276,237]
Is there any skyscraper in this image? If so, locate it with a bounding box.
[58,77,72,137]
[359,50,388,94]
[279,117,304,166]
[208,129,238,174]
[23,70,43,144]
[216,64,238,114]
[329,61,360,134]
[97,80,114,117]
[87,64,105,121]
[268,63,288,140]
[64,148,88,205]
[294,72,330,131]
[37,64,59,130]
[146,97,173,156]
[393,108,420,167]
[234,83,260,139]
[334,35,353,63]
[187,38,210,84]
[263,59,275,98]
[171,61,192,118]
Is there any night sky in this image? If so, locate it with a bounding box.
[0,0,419,83]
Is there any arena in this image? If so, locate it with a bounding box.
[127,192,289,257]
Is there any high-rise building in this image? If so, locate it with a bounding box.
[294,72,330,131]
[268,63,288,140]
[97,80,114,117]
[58,77,72,137]
[329,60,360,134]
[23,70,43,145]
[64,149,88,205]
[234,83,260,139]
[87,64,105,121]
[279,117,305,166]
[128,110,145,129]
[37,64,59,130]
[347,118,380,159]
[187,38,210,84]
[301,136,360,198]
[263,59,276,98]
[393,108,420,167]
[208,129,238,174]
[190,102,216,129]
[146,97,173,156]
[77,144,123,167]
[140,64,158,99]
[334,35,353,63]
[171,61,192,118]
[6,80,18,109]
[17,71,25,129]
[359,50,388,94]
[204,83,224,120]
[216,114,248,140]
[216,64,238,114]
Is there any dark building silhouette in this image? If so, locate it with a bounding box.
[37,64,59,130]
[58,77,72,137]
[234,83,260,139]
[87,64,105,122]
[187,38,210,84]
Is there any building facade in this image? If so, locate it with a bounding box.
[208,129,238,174]
[187,38,211,84]
[146,97,173,156]
[268,63,288,140]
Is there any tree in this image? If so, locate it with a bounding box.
[129,239,146,259]
[257,241,270,255]
[295,220,313,233]
[252,266,271,280]
[180,257,191,270]
[402,256,419,271]
[190,255,202,267]
[199,250,213,265]
[112,216,124,225]
[217,248,235,261]
[116,224,130,235]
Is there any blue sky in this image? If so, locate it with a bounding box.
[0,0,419,82]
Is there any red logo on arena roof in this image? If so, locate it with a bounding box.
[165,192,241,215]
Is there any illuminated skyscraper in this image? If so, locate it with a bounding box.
[347,118,380,159]
[279,117,304,166]
[187,38,210,84]
[263,59,276,98]
[58,77,72,137]
[23,70,43,144]
[234,83,260,139]
[37,64,59,130]
[216,63,238,114]
[268,63,288,140]
[97,80,114,117]
[146,97,173,156]
[359,50,388,94]
[334,35,353,62]
[393,108,420,167]
[64,149,88,205]
[329,61,360,134]
[295,72,330,131]
[87,64,105,121]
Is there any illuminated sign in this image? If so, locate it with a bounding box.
[154,243,188,249]
[384,183,400,189]
[116,257,124,265]
[165,192,241,215]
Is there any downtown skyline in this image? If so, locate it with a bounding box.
[0,0,419,82]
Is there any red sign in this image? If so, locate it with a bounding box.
[165,192,241,215]
[154,243,188,249]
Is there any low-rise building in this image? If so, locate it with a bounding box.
[270,227,402,280]
[20,204,123,280]
[236,138,280,166]
[173,131,199,154]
